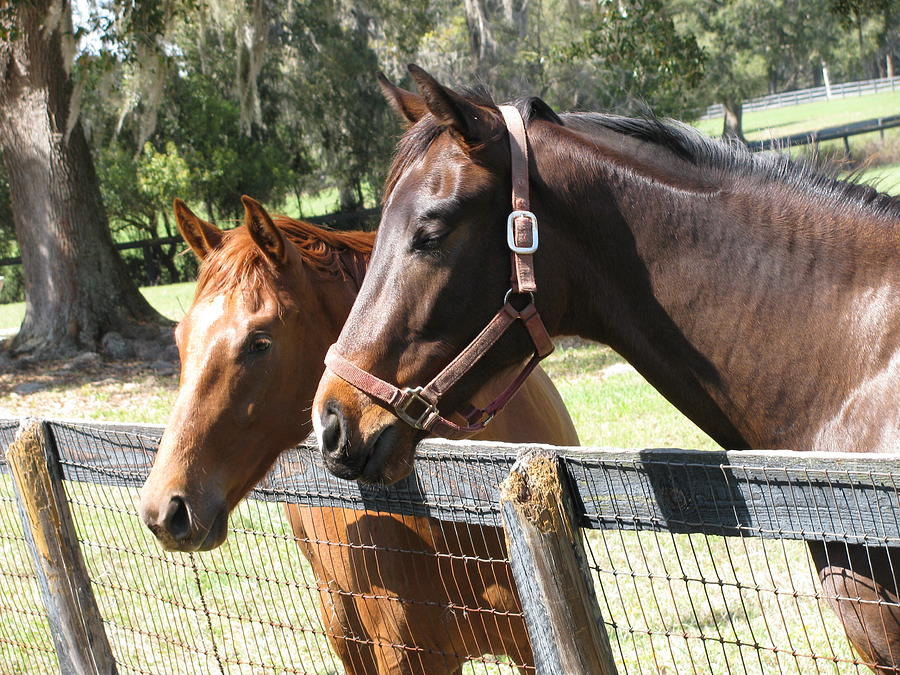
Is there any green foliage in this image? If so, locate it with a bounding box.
[674,0,783,107]
[556,0,706,116]
[136,142,191,211]
[828,0,892,31]
[0,163,22,303]
[153,70,292,220]
[268,0,397,211]
[1,0,895,302]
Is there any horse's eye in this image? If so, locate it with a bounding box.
[247,335,272,353]
[411,228,447,253]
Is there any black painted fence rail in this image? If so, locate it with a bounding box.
[5,418,899,547]
[0,207,382,268]
[746,114,900,152]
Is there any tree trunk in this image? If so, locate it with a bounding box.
[0,0,164,358]
[463,0,497,76]
[338,181,361,213]
[856,8,865,77]
[721,99,745,142]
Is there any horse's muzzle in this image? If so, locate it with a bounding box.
[140,492,228,552]
[316,390,419,485]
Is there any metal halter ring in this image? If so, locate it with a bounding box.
[504,288,535,306]
[506,210,539,254]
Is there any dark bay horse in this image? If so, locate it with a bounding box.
[313,67,900,670]
[139,196,578,674]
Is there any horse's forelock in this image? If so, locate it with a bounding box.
[382,87,566,205]
[193,217,374,311]
[194,229,279,312]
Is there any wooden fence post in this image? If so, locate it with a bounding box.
[500,448,618,675]
[7,419,117,675]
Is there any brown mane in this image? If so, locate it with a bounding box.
[194,215,374,306]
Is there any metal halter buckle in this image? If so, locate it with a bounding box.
[506,210,539,254]
[396,387,438,429]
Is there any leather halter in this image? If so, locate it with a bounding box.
[323,105,554,439]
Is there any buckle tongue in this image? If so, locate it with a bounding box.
[396,386,438,430]
[506,210,539,254]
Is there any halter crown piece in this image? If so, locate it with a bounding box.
[323,105,554,439]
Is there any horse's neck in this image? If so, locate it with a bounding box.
[545,132,898,451]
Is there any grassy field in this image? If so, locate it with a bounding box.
[857,162,900,194]
[692,90,900,139]
[0,281,198,338]
[275,183,379,221]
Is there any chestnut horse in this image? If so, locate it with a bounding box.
[313,67,900,671]
[139,196,578,674]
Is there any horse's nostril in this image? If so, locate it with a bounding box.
[163,496,191,542]
[321,403,347,458]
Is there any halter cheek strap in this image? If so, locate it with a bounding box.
[323,105,553,439]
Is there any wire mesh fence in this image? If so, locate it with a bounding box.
[569,452,896,674]
[1,417,899,674]
[18,420,530,674]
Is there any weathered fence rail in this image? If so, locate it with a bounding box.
[2,417,898,673]
[48,420,900,545]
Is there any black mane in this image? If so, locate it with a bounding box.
[564,110,900,221]
[386,88,900,222]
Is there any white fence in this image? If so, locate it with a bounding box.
[699,76,900,120]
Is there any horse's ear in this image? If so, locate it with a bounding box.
[407,64,498,146]
[173,198,223,260]
[377,72,427,126]
[241,195,287,266]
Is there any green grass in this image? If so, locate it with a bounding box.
[140,281,198,322]
[0,281,199,334]
[275,183,379,221]
[0,301,22,334]
[542,342,720,450]
[692,90,900,139]
[856,162,900,194]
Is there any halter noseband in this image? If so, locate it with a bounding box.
[323,105,553,439]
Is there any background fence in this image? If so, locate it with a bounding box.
[1,417,899,673]
[0,207,382,290]
[746,114,900,154]
[699,76,900,120]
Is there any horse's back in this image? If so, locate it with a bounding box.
[285,503,530,672]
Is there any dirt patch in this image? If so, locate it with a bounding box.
[0,356,179,424]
